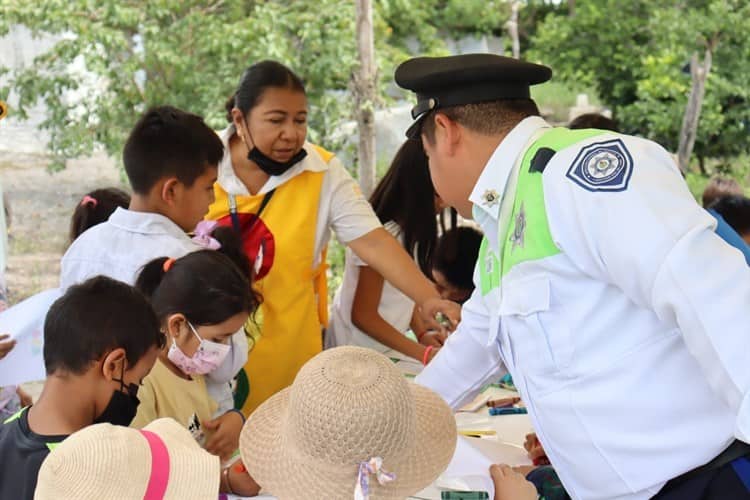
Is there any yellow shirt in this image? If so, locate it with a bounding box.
[131,359,218,439]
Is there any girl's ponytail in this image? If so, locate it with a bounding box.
[135,257,171,300]
[211,226,251,280]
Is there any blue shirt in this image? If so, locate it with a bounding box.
[708,209,750,266]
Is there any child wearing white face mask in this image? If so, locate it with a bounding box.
[131,249,261,464]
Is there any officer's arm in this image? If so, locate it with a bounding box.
[545,137,750,442]
[415,282,506,410]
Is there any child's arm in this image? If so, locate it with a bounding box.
[220,460,261,497]
[348,227,460,331]
[352,266,437,363]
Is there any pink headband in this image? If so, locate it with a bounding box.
[80,195,98,208]
[140,430,170,500]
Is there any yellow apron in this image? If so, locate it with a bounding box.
[206,146,332,415]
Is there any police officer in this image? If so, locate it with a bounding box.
[396,53,750,500]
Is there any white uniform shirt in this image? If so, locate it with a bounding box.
[416,116,750,500]
[59,207,246,415]
[217,127,382,266]
[327,221,415,351]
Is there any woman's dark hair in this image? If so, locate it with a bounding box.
[69,187,130,243]
[434,226,483,292]
[709,195,750,237]
[369,139,438,274]
[225,60,306,123]
[135,250,260,326]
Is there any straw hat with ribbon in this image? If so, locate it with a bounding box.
[34,418,220,500]
[240,346,457,499]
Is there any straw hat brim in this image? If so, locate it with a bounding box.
[34,418,219,500]
[241,383,457,500]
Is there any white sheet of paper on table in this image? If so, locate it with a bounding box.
[0,288,61,386]
[435,436,496,497]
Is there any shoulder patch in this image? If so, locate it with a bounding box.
[566,138,633,192]
[529,147,556,173]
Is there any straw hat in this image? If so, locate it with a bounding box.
[240,346,457,499]
[35,418,219,500]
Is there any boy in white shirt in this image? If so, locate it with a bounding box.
[60,106,246,426]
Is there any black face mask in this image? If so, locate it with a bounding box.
[247,146,307,176]
[94,365,140,427]
[241,120,307,176]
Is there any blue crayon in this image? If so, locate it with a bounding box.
[488,406,528,416]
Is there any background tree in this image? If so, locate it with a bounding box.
[530,0,750,174]
[354,0,377,197]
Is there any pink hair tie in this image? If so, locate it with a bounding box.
[163,258,176,273]
[80,195,98,208]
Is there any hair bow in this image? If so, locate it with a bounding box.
[354,457,396,500]
[191,220,221,250]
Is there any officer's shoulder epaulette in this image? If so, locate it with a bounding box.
[529,147,556,174]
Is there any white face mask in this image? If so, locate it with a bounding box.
[166,321,231,375]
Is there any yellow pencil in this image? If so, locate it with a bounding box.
[458,429,497,437]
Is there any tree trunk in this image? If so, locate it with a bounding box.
[354,0,377,197]
[677,47,713,173]
[506,2,521,58]
[568,0,576,17]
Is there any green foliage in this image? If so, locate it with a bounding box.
[530,0,750,172]
[0,0,398,169]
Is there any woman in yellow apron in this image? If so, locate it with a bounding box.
[207,60,459,415]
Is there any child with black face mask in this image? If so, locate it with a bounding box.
[0,276,163,500]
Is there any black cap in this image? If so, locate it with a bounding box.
[395,53,552,138]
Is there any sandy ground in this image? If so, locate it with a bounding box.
[0,151,124,303]
[1,151,124,400]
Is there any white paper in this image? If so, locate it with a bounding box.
[436,436,496,497]
[0,288,61,386]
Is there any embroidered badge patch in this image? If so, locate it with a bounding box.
[566,139,633,192]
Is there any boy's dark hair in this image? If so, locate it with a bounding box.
[135,250,260,326]
[44,276,164,375]
[709,195,750,237]
[434,226,483,291]
[369,139,438,275]
[568,113,620,132]
[69,187,131,243]
[422,99,540,144]
[225,60,306,122]
[702,176,743,208]
[123,106,224,195]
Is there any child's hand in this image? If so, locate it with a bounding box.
[203,411,243,461]
[0,334,16,360]
[419,330,447,347]
[419,298,460,334]
[524,432,549,464]
[490,464,537,500]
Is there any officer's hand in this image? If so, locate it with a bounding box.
[418,298,460,334]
